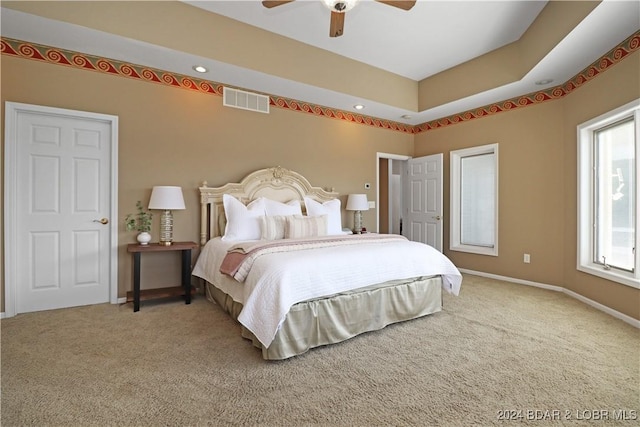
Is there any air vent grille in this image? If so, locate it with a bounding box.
[223,87,270,114]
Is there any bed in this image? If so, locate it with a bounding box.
[192,166,462,360]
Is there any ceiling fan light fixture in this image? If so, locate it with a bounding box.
[322,0,359,13]
[264,1,414,38]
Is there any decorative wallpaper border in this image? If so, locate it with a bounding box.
[2,32,638,134]
[269,96,416,133]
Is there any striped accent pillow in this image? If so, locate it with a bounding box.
[285,215,328,239]
[260,215,288,240]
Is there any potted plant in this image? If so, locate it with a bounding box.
[125,201,153,245]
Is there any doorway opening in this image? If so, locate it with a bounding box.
[377,153,410,235]
[377,152,444,252]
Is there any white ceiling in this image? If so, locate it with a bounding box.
[185,0,547,81]
[2,1,639,125]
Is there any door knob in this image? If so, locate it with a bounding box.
[434,215,441,221]
[94,218,109,225]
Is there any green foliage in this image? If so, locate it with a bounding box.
[125,201,153,233]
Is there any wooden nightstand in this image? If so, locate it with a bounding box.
[126,241,198,312]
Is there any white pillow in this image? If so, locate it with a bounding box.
[222,194,266,241]
[303,197,342,235]
[285,215,328,239]
[264,198,302,216]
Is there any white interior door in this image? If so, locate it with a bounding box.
[404,154,443,251]
[4,102,118,316]
[390,173,402,234]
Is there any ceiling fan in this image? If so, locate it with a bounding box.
[262,0,416,37]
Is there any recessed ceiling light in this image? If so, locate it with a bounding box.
[535,78,554,85]
[401,114,412,120]
[353,104,365,110]
[193,65,208,73]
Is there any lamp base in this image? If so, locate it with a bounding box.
[159,210,174,246]
[353,210,363,234]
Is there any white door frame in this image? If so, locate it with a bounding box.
[376,152,411,233]
[4,102,119,318]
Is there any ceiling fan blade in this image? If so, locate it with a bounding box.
[262,1,295,8]
[375,1,416,11]
[329,11,345,37]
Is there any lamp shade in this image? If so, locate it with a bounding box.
[148,186,185,210]
[346,194,369,211]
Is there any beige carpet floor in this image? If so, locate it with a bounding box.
[1,274,638,426]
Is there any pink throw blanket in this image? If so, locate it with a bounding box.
[220,234,407,282]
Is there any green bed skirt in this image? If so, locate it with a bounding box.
[206,276,443,360]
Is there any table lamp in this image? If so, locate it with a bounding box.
[148,186,185,245]
[346,194,369,234]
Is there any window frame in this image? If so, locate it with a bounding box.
[450,143,499,256]
[577,99,640,289]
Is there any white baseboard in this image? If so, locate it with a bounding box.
[459,268,640,329]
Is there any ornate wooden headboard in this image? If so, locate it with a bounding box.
[199,166,339,245]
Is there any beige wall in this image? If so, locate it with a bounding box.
[1,43,638,321]
[414,50,640,320]
[415,103,565,284]
[0,55,413,308]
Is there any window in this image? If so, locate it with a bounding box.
[578,99,639,288]
[450,143,499,256]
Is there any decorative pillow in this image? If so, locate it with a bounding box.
[221,194,266,241]
[264,198,302,216]
[260,215,289,240]
[303,197,342,235]
[285,215,328,239]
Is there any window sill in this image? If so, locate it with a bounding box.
[450,244,498,257]
[578,264,640,289]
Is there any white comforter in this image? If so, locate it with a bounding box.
[193,236,462,348]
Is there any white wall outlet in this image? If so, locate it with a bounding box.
[368,201,376,209]
[524,253,531,263]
